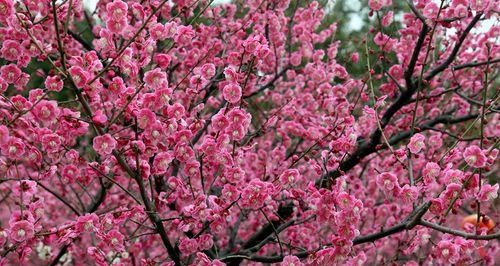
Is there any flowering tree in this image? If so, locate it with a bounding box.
[0,0,499,264]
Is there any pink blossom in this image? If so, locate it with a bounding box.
[2,137,25,159]
[376,172,400,192]
[400,185,418,204]
[222,83,242,104]
[9,221,34,242]
[178,237,199,254]
[368,0,383,11]
[93,134,117,156]
[106,19,128,34]
[0,0,14,20]
[1,40,22,61]
[154,54,172,69]
[477,184,498,202]
[281,255,304,266]
[45,75,63,92]
[106,0,128,21]
[435,240,459,264]
[423,2,440,18]
[422,162,440,185]
[137,108,157,129]
[174,25,195,45]
[144,68,167,89]
[76,213,99,233]
[241,180,274,209]
[153,151,174,174]
[105,229,125,252]
[41,133,61,153]
[0,64,21,84]
[388,64,404,79]
[12,180,37,197]
[463,145,487,168]
[200,63,216,79]
[279,169,300,185]
[68,66,89,88]
[32,100,60,124]
[408,133,425,154]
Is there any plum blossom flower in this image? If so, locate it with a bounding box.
[376,172,400,193]
[93,134,117,156]
[68,66,89,88]
[0,0,14,20]
[153,151,174,174]
[422,162,441,185]
[45,75,63,92]
[144,68,168,89]
[2,137,25,159]
[400,185,418,204]
[12,180,37,197]
[423,2,439,18]
[241,180,274,209]
[200,63,216,79]
[435,240,459,264]
[408,133,425,154]
[1,40,22,61]
[76,213,99,233]
[222,83,242,104]
[104,230,125,252]
[477,184,498,202]
[9,220,35,242]
[41,134,61,153]
[279,169,300,185]
[463,145,487,168]
[106,0,128,21]
[281,255,304,266]
[174,25,195,45]
[137,108,157,129]
[368,0,383,11]
[32,100,60,124]
[0,64,22,84]
[179,237,199,254]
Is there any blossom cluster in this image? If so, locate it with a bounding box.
[0,0,498,265]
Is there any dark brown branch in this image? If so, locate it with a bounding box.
[424,13,483,82]
[420,220,500,240]
[452,58,500,71]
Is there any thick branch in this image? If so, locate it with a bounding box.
[424,13,483,81]
[420,220,500,240]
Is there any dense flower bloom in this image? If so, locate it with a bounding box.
[0,0,497,265]
[68,66,89,88]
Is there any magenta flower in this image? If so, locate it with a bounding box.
[222,83,242,104]
[93,134,117,156]
[9,220,34,243]
[408,133,425,154]
[463,145,487,168]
